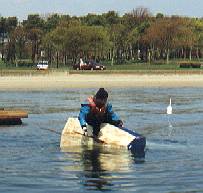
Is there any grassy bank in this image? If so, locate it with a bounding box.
[1,68,203,76]
[0,60,203,76]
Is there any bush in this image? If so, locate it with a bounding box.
[16,59,33,67]
[179,62,201,68]
[191,63,201,68]
[179,62,191,68]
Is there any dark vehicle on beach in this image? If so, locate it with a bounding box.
[72,60,106,70]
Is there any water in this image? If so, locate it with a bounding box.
[0,88,203,193]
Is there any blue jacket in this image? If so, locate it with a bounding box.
[78,102,120,127]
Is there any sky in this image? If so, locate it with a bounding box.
[0,0,202,21]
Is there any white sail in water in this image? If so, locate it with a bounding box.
[167,98,172,115]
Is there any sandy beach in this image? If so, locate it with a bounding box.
[1,72,203,90]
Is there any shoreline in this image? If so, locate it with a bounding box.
[1,73,203,90]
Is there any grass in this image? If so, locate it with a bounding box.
[107,63,178,70]
[0,59,203,75]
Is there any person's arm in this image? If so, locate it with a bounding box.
[78,105,89,127]
[107,103,123,127]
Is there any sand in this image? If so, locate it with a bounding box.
[1,72,203,90]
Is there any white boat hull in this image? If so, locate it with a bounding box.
[60,118,146,156]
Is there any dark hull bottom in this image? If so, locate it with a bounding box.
[0,118,22,125]
[121,127,146,157]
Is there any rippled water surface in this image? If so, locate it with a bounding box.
[0,88,203,192]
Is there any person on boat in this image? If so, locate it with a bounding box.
[78,88,123,137]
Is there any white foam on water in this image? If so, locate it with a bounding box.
[146,141,189,151]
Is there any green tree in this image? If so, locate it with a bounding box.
[191,18,203,59]
[27,28,43,63]
[44,14,60,32]
[123,7,151,30]
[142,17,196,63]
[103,11,120,25]
[81,13,106,26]
[126,28,140,60]
[108,23,127,64]
[0,17,7,60]
[12,26,26,59]
[23,14,44,31]
[23,14,45,63]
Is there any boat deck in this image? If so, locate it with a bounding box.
[0,109,28,125]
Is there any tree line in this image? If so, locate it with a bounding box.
[0,8,203,67]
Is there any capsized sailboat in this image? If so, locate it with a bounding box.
[60,118,146,156]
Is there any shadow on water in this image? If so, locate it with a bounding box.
[61,144,145,191]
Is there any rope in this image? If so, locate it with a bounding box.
[35,121,61,135]
[38,126,61,135]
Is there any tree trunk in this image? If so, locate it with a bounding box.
[166,49,170,64]
[137,42,140,60]
[189,47,192,61]
[56,51,59,68]
[184,49,186,60]
[148,49,151,64]
[49,48,52,67]
[196,47,200,60]
[130,44,133,60]
[181,48,184,58]
[111,48,114,66]
[1,31,5,61]
[32,41,36,64]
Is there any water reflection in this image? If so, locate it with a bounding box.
[61,144,140,191]
[80,145,113,191]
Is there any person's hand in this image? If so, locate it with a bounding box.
[82,126,88,136]
[118,120,123,128]
[112,120,124,127]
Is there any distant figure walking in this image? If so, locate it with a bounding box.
[79,58,86,68]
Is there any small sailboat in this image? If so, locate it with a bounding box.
[167,98,172,115]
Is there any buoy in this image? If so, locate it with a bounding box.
[167,98,172,115]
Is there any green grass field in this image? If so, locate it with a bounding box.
[0,59,203,75]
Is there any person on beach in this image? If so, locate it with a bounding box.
[78,88,123,137]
